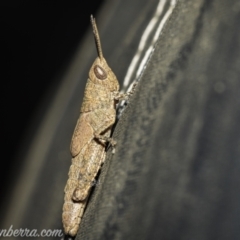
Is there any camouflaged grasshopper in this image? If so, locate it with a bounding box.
[62,16,132,237]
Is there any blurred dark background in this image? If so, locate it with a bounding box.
[0,1,103,205]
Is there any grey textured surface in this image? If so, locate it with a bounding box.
[2,0,240,239]
[78,0,240,239]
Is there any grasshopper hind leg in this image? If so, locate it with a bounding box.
[71,139,106,202]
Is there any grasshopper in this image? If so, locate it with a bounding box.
[62,16,134,237]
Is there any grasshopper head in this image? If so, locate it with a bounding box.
[89,57,119,92]
[89,15,119,92]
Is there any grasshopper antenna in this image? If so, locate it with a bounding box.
[90,15,104,60]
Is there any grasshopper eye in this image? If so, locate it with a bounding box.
[94,65,107,80]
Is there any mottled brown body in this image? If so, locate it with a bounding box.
[62,16,123,237]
